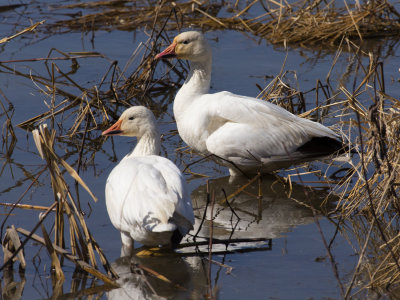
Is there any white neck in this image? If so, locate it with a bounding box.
[174,59,212,119]
[126,130,160,158]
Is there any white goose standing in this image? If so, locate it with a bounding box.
[156,31,345,176]
[102,106,194,256]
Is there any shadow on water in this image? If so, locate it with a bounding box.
[26,255,208,299]
[107,255,207,300]
[1,173,336,299]
[2,254,207,299]
[189,174,336,250]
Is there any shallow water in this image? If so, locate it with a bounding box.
[1,1,399,299]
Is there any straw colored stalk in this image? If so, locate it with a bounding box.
[0,20,45,44]
[45,0,400,49]
[333,53,400,294]
[10,39,166,133]
[17,227,118,287]
[2,225,26,270]
[32,125,118,282]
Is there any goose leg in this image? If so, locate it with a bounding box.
[120,232,134,257]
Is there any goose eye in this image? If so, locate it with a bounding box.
[182,40,189,45]
[128,117,134,120]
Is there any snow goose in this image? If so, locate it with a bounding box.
[156,31,345,176]
[102,106,194,256]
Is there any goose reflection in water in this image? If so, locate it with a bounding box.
[189,174,336,250]
[107,255,207,300]
[1,268,25,300]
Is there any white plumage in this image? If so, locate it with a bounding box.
[156,31,344,176]
[102,106,194,256]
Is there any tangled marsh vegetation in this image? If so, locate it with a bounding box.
[1,0,400,298]
[46,0,400,48]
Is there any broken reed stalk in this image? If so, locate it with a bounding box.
[0,202,56,211]
[322,44,400,295]
[2,225,26,271]
[0,201,57,272]
[16,228,118,287]
[41,223,64,280]
[43,0,400,49]
[0,53,103,64]
[30,124,118,283]
[0,20,45,44]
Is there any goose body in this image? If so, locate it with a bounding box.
[102,106,194,256]
[156,31,344,176]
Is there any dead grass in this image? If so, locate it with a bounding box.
[1,124,118,285]
[270,39,400,296]
[333,52,400,296]
[45,0,400,48]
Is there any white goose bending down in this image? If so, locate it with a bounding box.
[156,31,345,176]
[102,106,194,256]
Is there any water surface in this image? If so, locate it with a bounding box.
[2,2,396,299]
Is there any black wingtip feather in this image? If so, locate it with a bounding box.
[296,136,347,156]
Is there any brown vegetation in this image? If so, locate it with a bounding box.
[47,0,400,48]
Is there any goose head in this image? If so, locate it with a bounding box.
[156,31,211,63]
[102,106,157,138]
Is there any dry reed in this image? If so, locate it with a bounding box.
[45,0,400,48]
[269,39,400,296]
[1,124,118,285]
[333,53,400,296]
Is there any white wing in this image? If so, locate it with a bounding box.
[105,155,194,237]
[198,92,340,164]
